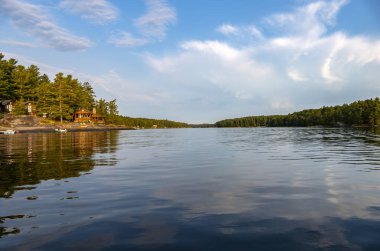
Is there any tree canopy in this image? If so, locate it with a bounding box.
[0,52,189,128]
[215,98,380,128]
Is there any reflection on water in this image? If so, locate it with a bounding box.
[0,131,119,198]
[1,128,380,250]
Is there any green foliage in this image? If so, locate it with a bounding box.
[0,51,188,127]
[12,98,28,115]
[0,53,96,122]
[112,115,189,128]
[0,53,17,100]
[96,99,108,117]
[215,98,380,128]
[78,82,95,110]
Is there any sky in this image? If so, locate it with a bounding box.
[0,0,379,123]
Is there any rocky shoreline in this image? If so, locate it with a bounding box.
[0,125,136,133]
[0,115,136,133]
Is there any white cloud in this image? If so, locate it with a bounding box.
[134,0,176,40]
[109,32,148,47]
[217,24,239,36]
[287,69,308,82]
[145,0,380,120]
[217,23,263,40]
[0,0,92,51]
[59,0,118,24]
[147,40,273,102]
[107,0,177,48]
[0,39,35,48]
[265,0,348,39]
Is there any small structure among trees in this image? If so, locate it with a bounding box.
[0,100,12,113]
[0,100,36,115]
[0,52,115,123]
[74,108,105,124]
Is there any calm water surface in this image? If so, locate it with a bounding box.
[1,128,380,250]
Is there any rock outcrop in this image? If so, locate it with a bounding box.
[0,115,41,127]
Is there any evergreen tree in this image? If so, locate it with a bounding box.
[52,73,72,122]
[107,99,118,124]
[77,82,95,110]
[96,99,108,116]
[36,74,55,116]
[0,54,17,100]
[13,98,27,115]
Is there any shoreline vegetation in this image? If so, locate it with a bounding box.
[1,52,379,131]
[215,98,380,128]
[0,52,188,130]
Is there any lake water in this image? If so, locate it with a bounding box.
[1,128,380,250]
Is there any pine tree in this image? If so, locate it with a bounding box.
[52,73,72,122]
[36,74,55,116]
[108,99,118,124]
[0,54,17,100]
[77,82,95,110]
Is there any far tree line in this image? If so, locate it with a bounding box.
[0,53,188,128]
[215,98,380,128]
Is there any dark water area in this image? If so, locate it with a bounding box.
[1,128,380,250]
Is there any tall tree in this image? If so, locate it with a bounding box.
[77,81,95,110]
[107,99,118,124]
[36,74,55,116]
[96,98,108,116]
[52,73,72,122]
[0,54,17,100]
[24,65,41,101]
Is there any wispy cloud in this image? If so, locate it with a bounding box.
[217,24,240,36]
[0,39,35,48]
[146,0,380,119]
[287,69,308,82]
[217,24,263,39]
[109,32,148,47]
[59,0,119,24]
[0,0,92,51]
[134,0,176,40]
[265,0,348,39]
[109,0,177,48]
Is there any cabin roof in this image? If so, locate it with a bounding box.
[75,109,92,114]
[0,100,12,105]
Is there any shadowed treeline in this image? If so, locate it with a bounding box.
[216,98,380,128]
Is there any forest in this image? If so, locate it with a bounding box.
[215,98,380,128]
[0,53,188,128]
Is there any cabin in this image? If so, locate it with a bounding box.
[73,108,105,124]
[0,100,35,115]
[0,100,13,113]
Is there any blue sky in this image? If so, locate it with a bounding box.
[0,0,379,123]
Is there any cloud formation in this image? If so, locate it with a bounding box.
[217,24,263,40]
[135,0,177,40]
[59,0,119,24]
[0,0,92,51]
[145,0,380,121]
[109,32,148,47]
[0,39,35,48]
[265,0,347,38]
[110,0,177,48]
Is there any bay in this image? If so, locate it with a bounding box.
[1,128,380,250]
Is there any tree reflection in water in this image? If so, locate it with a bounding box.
[0,131,120,199]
